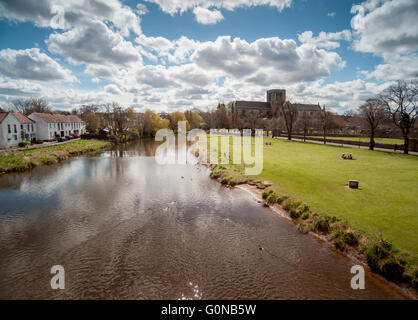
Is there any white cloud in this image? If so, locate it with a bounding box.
[191,36,346,85]
[104,84,122,95]
[0,0,142,36]
[0,48,75,82]
[298,30,351,49]
[351,0,418,55]
[327,12,336,17]
[358,53,418,81]
[193,7,224,24]
[351,0,418,81]
[47,20,142,67]
[143,0,292,16]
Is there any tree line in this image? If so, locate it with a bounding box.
[2,79,416,153]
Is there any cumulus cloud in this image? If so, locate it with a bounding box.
[0,0,142,36]
[358,54,418,81]
[193,7,224,24]
[104,84,122,95]
[0,48,75,82]
[351,0,418,81]
[191,36,345,85]
[351,0,418,55]
[143,0,292,17]
[47,20,142,67]
[298,30,351,49]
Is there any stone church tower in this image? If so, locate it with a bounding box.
[267,89,286,118]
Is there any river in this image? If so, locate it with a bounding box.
[0,140,408,299]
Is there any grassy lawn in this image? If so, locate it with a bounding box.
[307,136,405,144]
[258,139,418,260]
[206,136,418,264]
[0,139,110,173]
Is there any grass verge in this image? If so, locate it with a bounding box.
[0,139,111,173]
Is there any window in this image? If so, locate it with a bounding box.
[21,125,23,130]
[8,124,11,133]
[31,124,34,131]
[13,135,17,140]
[14,124,17,133]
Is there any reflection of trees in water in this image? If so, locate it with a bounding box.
[0,173,25,189]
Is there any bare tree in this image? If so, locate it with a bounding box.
[297,113,312,142]
[111,102,127,134]
[379,80,417,154]
[9,97,51,115]
[280,101,298,140]
[358,98,386,150]
[319,105,329,144]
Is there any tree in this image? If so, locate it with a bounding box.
[280,101,298,140]
[358,98,386,150]
[184,110,204,129]
[213,103,231,129]
[78,104,101,133]
[9,97,51,115]
[319,105,329,144]
[143,110,169,136]
[379,80,417,154]
[111,102,127,134]
[296,112,313,142]
[168,111,190,132]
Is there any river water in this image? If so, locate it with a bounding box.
[0,140,408,299]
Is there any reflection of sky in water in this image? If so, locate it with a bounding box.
[0,141,409,300]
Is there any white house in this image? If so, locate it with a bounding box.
[29,113,86,141]
[0,112,36,148]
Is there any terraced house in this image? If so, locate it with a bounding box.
[0,112,36,148]
[28,113,86,141]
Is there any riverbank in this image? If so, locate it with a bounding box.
[205,137,418,294]
[0,139,111,173]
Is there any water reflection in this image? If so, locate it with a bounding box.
[0,140,408,299]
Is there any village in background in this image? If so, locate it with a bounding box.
[0,81,417,154]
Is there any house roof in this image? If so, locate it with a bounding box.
[234,101,271,110]
[0,112,7,124]
[295,104,321,112]
[30,113,84,123]
[13,112,35,124]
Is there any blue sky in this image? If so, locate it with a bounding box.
[0,0,416,113]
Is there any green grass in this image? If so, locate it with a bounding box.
[307,136,404,144]
[0,139,110,172]
[206,137,418,262]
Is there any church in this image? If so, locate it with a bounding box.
[229,89,321,126]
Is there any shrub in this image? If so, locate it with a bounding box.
[276,195,288,204]
[301,212,309,220]
[210,166,222,179]
[342,231,358,247]
[312,216,330,233]
[262,189,274,200]
[334,238,346,251]
[297,222,310,234]
[289,207,300,219]
[296,204,309,216]
[282,199,299,211]
[412,270,418,290]
[365,239,405,281]
[266,193,278,204]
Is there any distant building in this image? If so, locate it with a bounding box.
[29,113,85,141]
[0,112,36,148]
[229,89,321,125]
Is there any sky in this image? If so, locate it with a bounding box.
[0,0,417,114]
